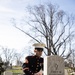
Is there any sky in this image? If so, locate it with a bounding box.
[0,0,75,53]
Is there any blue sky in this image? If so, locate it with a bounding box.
[0,0,75,52]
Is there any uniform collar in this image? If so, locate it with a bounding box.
[34,55,40,58]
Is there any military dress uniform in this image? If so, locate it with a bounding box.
[22,55,43,75]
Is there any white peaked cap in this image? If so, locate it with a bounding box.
[33,43,46,48]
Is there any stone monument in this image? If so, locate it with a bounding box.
[4,71,13,75]
[44,55,64,75]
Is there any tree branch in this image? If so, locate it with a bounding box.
[14,26,40,43]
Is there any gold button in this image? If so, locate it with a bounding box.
[30,71,31,72]
[37,65,39,67]
[37,60,39,61]
[35,71,37,72]
[32,73,33,74]
[37,62,39,64]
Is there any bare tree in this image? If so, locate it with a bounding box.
[14,52,23,66]
[1,47,16,64]
[68,49,75,66]
[12,3,75,56]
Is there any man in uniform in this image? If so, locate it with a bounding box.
[22,43,45,75]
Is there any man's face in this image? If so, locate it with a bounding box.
[35,49,43,57]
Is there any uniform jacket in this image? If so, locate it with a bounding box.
[22,55,43,75]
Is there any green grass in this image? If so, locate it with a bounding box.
[7,66,23,74]
[6,66,75,75]
[13,70,23,73]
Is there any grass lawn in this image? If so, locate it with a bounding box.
[6,66,23,75]
[5,66,74,75]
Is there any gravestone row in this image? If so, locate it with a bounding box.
[4,71,13,75]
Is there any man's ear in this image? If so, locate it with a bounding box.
[34,50,37,53]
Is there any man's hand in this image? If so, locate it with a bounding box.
[34,70,43,75]
[34,72,42,75]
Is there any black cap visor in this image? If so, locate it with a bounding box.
[35,48,43,51]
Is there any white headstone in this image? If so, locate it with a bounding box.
[44,55,64,75]
[4,71,13,75]
[18,74,22,75]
